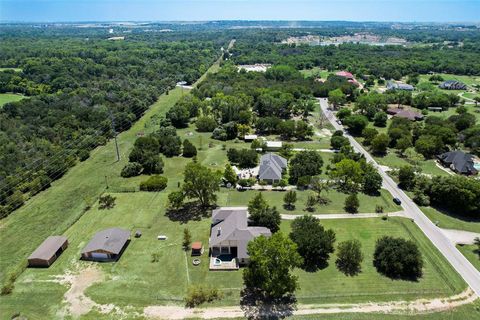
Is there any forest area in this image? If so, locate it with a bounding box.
[0,27,228,218]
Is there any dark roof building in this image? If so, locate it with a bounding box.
[439,80,467,90]
[209,207,271,265]
[437,151,478,175]
[387,107,424,121]
[81,228,130,261]
[387,81,414,91]
[28,236,68,267]
[258,153,287,183]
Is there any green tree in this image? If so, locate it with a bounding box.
[248,193,281,232]
[290,215,336,271]
[305,194,317,212]
[344,193,360,213]
[329,159,363,193]
[361,127,378,146]
[328,89,346,109]
[398,165,416,191]
[289,151,323,184]
[343,115,369,135]
[362,165,383,195]
[373,111,388,127]
[243,233,303,300]
[139,175,168,191]
[336,239,364,276]
[183,228,192,250]
[373,236,423,280]
[223,163,238,186]
[182,162,221,207]
[98,194,116,210]
[182,139,197,158]
[371,133,390,155]
[283,190,297,209]
[168,190,185,210]
[195,116,217,132]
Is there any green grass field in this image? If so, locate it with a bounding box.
[0,93,24,106]
[421,207,480,233]
[418,73,480,88]
[1,215,467,319]
[457,244,480,272]
[0,67,22,72]
[300,67,338,79]
[219,188,400,215]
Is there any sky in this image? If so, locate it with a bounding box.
[0,0,479,23]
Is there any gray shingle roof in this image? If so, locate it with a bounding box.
[437,151,478,175]
[209,208,271,259]
[28,236,68,261]
[258,153,287,181]
[81,228,130,255]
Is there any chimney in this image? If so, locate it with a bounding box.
[217,228,221,236]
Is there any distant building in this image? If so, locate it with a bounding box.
[265,141,282,151]
[336,71,359,87]
[209,207,271,269]
[244,134,258,142]
[107,36,125,41]
[439,80,467,90]
[258,153,287,184]
[387,107,424,121]
[237,64,271,73]
[387,81,414,91]
[437,151,478,175]
[28,236,68,267]
[81,228,130,261]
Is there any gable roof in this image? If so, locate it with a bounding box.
[437,151,478,175]
[209,208,271,259]
[387,81,414,91]
[258,153,287,181]
[28,236,68,261]
[336,71,354,79]
[81,228,130,255]
[439,80,467,90]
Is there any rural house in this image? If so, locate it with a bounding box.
[437,151,478,175]
[28,236,68,267]
[387,81,414,91]
[209,207,271,270]
[387,107,424,121]
[81,228,131,261]
[258,153,287,184]
[439,80,467,90]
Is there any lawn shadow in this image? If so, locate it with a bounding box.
[240,288,297,320]
[433,205,480,224]
[165,201,211,223]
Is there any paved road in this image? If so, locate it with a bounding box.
[318,98,480,296]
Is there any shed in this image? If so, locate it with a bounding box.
[28,236,68,267]
[191,242,204,256]
[81,228,130,261]
[266,141,282,151]
[244,134,258,141]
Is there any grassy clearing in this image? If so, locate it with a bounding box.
[0,67,22,72]
[300,67,338,79]
[418,73,480,87]
[457,244,480,271]
[219,188,400,215]
[0,93,24,106]
[420,207,480,233]
[373,152,450,177]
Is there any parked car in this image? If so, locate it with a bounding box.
[393,197,402,205]
[336,119,342,125]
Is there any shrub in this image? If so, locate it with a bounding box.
[140,175,168,192]
[195,116,217,132]
[344,193,359,213]
[78,149,90,162]
[98,194,116,209]
[375,205,384,213]
[121,162,143,178]
[185,285,222,308]
[182,139,197,158]
[373,236,423,280]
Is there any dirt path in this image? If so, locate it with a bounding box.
[55,266,124,318]
[143,289,477,319]
[281,211,406,220]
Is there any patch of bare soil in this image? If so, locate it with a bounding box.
[143,289,478,319]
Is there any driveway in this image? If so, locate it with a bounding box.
[318,98,480,296]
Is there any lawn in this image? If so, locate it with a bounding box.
[457,244,480,272]
[300,67,337,79]
[418,73,480,87]
[373,152,451,177]
[0,93,24,106]
[420,207,480,233]
[219,188,400,215]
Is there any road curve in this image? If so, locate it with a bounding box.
[318,98,480,296]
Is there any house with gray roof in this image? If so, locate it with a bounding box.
[258,153,287,184]
[437,151,478,175]
[209,207,271,269]
[439,80,467,90]
[81,228,130,261]
[387,81,414,91]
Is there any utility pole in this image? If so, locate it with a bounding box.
[109,110,120,162]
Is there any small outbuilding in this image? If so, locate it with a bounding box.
[28,236,68,267]
[439,80,467,90]
[81,228,130,261]
[191,242,204,256]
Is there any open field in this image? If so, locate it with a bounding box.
[457,244,480,272]
[1,216,467,319]
[0,93,24,106]
[220,188,400,215]
[300,67,337,79]
[373,152,451,177]
[421,207,480,234]
[418,73,480,88]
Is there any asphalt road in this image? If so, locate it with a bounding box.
[318,98,480,296]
